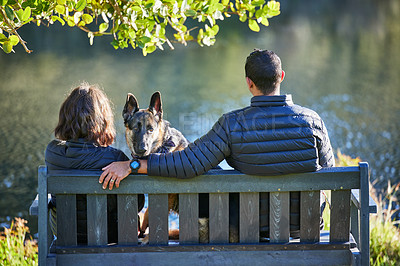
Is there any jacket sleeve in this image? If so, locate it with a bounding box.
[148,115,231,178]
[316,120,335,167]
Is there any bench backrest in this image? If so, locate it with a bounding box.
[38,163,371,265]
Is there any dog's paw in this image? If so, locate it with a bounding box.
[140,235,149,246]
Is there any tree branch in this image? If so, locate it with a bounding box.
[0,7,32,53]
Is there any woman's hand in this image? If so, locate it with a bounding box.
[99,161,131,190]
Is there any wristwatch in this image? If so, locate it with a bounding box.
[130,159,140,174]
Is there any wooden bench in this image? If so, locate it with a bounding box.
[32,162,376,266]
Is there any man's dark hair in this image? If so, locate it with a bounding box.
[245,49,283,95]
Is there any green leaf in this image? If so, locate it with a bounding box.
[75,0,86,12]
[221,0,229,6]
[111,39,119,49]
[266,0,280,16]
[128,29,136,40]
[5,5,14,20]
[239,13,247,22]
[0,33,7,42]
[260,17,269,26]
[248,19,260,32]
[9,35,18,45]
[211,25,219,35]
[66,16,75,27]
[22,7,31,21]
[99,22,108,33]
[0,0,7,7]
[132,6,141,12]
[57,0,66,5]
[184,9,197,17]
[51,15,65,26]
[144,2,153,9]
[255,9,262,19]
[3,41,12,53]
[267,0,280,11]
[139,36,151,44]
[82,14,93,24]
[55,5,65,14]
[16,9,23,21]
[146,44,156,54]
[252,0,264,7]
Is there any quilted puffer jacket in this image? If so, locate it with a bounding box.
[45,139,145,244]
[148,94,334,238]
[148,95,334,177]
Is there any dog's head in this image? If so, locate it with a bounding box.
[122,91,164,158]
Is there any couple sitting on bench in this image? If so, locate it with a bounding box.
[45,49,334,244]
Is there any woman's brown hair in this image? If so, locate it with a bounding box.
[54,82,116,147]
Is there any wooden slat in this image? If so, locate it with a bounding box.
[87,195,108,245]
[54,249,352,266]
[270,192,290,243]
[117,195,138,245]
[56,242,352,254]
[351,189,377,213]
[148,194,169,245]
[300,191,320,243]
[57,194,77,246]
[179,194,199,244]
[330,190,351,242]
[47,167,361,194]
[209,193,229,243]
[240,192,259,243]
[359,162,370,265]
[350,202,360,247]
[38,166,49,266]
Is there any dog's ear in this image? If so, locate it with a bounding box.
[149,91,163,120]
[123,93,139,124]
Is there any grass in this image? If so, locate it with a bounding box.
[370,181,400,266]
[0,217,38,266]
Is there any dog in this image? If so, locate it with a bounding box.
[122,91,238,244]
[122,91,188,241]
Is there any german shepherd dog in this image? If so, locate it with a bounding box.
[122,91,188,240]
[122,91,238,243]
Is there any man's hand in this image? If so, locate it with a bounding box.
[99,161,131,190]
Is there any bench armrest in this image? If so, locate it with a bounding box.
[351,189,377,213]
[29,194,51,216]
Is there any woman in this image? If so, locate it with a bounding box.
[45,82,144,244]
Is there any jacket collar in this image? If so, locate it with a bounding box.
[64,138,98,148]
[250,94,293,107]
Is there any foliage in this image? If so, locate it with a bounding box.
[0,0,280,55]
[370,181,400,266]
[335,149,361,167]
[0,217,38,265]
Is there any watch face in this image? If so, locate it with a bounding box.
[131,160,140,169]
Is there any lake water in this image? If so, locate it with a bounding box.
[0,0,399,235]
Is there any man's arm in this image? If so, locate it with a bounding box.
[317,120,335,167]
[99,115,231,189]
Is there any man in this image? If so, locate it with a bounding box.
[100,49,334,184]
[99,49,334,238]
